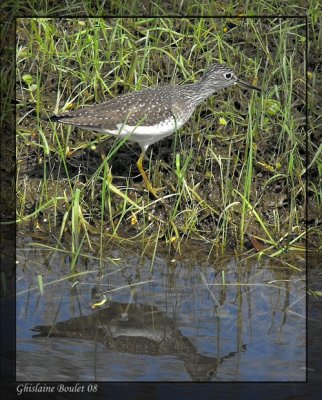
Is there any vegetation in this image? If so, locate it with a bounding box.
[10,9,321,258]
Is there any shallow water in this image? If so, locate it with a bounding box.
[16,233,306,382]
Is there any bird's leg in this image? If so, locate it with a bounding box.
[137,151,163,199]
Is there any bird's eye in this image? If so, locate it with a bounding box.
[224,73,233,80]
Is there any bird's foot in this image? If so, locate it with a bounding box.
[146,183,165,199]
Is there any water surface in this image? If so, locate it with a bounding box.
[16,234,306,381]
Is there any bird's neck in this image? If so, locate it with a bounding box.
[182,80,218,106]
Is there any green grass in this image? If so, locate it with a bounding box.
[1,0,320,17]
[14,15,321,257]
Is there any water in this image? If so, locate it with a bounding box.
[16,233,306,382]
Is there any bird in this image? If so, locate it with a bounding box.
[47,63,261,198]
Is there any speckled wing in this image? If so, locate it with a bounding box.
[48,86,179,132]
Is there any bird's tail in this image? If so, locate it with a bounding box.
[41,114,61,122]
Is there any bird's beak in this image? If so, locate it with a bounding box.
[237,78,261,93]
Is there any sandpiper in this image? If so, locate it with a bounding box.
[48,63,260,197]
